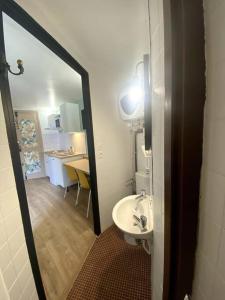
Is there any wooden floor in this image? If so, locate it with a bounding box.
[25,177,96,300]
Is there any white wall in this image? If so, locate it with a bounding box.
[192,1,225,299]
[71,132,87,154]
[0,95,38,299]
[149,0,165,300]
[0,270,9,300]
[89,68,134,228]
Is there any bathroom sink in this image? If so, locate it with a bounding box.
[112,195,153,239]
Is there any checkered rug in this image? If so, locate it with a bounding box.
[67,225,151,300]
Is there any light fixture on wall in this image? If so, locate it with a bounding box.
[118,62,145,121]
[129,61,144,101]
[0,58,24,75]
[128,84,144,103]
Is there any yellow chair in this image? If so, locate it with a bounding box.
[64,165,79,199]
[75,169,91,218]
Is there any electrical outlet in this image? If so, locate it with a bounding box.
[97,150,103,159]
[96,141,103,159]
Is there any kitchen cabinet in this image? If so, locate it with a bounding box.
[44,154,83,187]
[44,154,50,177]
[48,157,59,186]
[60,103,81,132]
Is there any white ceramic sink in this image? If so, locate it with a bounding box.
[112,195,153,239]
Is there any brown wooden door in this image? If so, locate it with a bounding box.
[14,110,45,179]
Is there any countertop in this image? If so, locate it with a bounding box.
[44,151,84,159]
[64,159,90,174]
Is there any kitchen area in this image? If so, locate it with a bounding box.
[15,99,95,297]
[14,101,94,299]
[15,100,90,196]
[43,102,88,188]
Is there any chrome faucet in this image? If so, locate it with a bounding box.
[134,190,146,211]
[133,214,147,232]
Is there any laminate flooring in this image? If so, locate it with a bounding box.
[25,177,96,300]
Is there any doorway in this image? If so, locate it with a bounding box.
[14,110,45,180]
[0,2,100,299]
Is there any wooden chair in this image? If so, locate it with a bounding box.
[75,169,91,218]
[64,165,79,199]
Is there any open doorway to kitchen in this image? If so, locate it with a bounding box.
[0,3,100,300]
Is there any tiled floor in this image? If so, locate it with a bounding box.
[67,225,151,300]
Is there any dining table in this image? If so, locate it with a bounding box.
[64,158,90,175]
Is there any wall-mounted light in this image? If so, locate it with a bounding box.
[128,85,144,102]
[119,82,144,121]
[118,66,145,122]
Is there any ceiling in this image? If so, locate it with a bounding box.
[3,14,83,110]
[4,1,149,110]
[15,0,149,80]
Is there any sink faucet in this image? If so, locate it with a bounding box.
[134,190,146,211]
[133,214,147,232]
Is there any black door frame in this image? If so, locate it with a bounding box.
[0,1,101,299]
[163,0,205,299]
